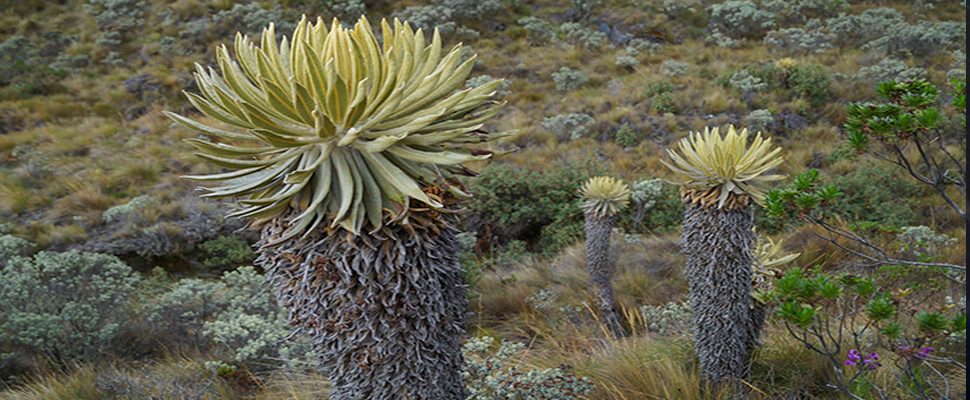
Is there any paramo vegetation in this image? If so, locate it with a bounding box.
[0,0,965,399]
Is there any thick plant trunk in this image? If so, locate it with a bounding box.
[257,215,468,400]
[585,213,625,337]
[679,204,757,387]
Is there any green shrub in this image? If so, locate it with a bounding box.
[197,235,255,270]
[466,158,607,254]
[788,63,832,107]
[0,251,141,366]
[618,182,683,232]
[613,123,640,147]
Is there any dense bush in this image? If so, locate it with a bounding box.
[551,67,589,92]
[559,22,608,49]
[0,34,74,95]
[661,60,689,77]
[788,63,832,107]
[761,0,846,25]
[463,336,594,399]
[856,58,927,83]
[466,158,607,254]
[541,113,596,141]
[0,251,141,367]
[763,24,833,56]
[706,1,776,40]
[518,17,557,46]
[84,0,146,49]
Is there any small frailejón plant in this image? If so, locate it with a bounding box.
[164,16,508,399]
[661,126,785,387]
[579,176,631,337]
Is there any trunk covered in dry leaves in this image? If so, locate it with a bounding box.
[257,212,468,399]
[584,213,625,337]
[679,204,758,387]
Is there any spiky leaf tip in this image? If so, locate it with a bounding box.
[579,176,631,218]
[660,125,785,210]
[164,16,511,243]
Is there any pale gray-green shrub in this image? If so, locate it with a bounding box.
[84,0,145,48]
[463,336,594,399]
[763,24,833,56]
[213,2,296,35]
[518,17,557,46]
[705,30,742,48]
[0,251,141,365]
[146,266,313,370]
[661,0,701,18]
[662,60,689,77]
[615,55,639,69]
[744,109,774,132]
[0,234,33,267]
[551,67,589,92]
[640,300,693,337]
[897,226,957,263]
[559,22,608,49]
[864,20,966,57]
[202,266,312,367]
[321,0,366,21]
[542,113,595,141]
[396,0,503,36]
[824,8,904,49]
[706,1,776,39]
[631,178,663,228]
[102,195,154,225]
[855,58,927,82]
[396,5,457,34]
[729,69,767,98]
[628,38,662,54]
[761,0,846,25]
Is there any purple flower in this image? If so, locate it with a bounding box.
[846,349,881,370]
[916,347,935,359]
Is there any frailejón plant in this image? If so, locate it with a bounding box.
[663,125,785,387]
[165,16,508,399]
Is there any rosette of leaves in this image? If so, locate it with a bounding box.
[579,176,631,337]
[164,16,507,244]
[579,176,632,218]
[661,125,785,210]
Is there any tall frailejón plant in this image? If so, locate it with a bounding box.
[661,126,784,387]
[164,16,508,399]
[579,176,631,337]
